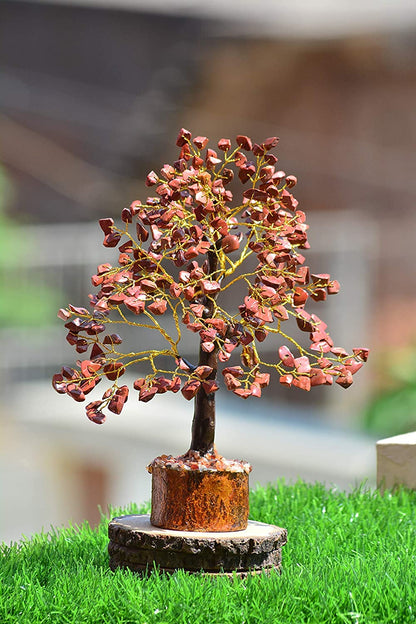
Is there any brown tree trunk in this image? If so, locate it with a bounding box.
[190,343,218,453]
[189,247,219,454]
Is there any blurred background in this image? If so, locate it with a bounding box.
[1,0,416,543]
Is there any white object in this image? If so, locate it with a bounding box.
[377,432,416,490]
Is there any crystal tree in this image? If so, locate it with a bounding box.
[53,129,368,458]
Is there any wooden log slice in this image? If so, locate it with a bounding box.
[108,514,287,575]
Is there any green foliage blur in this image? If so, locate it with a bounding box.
[0,168,62,327]
[363,343,416,437]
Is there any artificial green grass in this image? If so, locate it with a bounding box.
[1,481,416,624]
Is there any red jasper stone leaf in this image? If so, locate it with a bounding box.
[176,128,192,147]
[148,299,167,315]
[52,374,66,394]
[133,377,147,390]
[167,376,180,393]
[64,318,82,334]
[223,341,237,354]
[310,368,326,387]
[240,332,254,345]
[190,304,205,317]
[279,374,293,387]
[311,288,327,302]
[336,370,354,389]
[256,306,273,324]
[223,373,241,390]
[233,388,252,399]
[239,166,254,184]
[187,322,204,333]
[262,136,279,150]
[311,273,331,286]
[255,328,268,342]
[293,287,308,306]
[130,200,142,214]
[218,350,231,362]
[86,322,105,336]
[243,188,268,202]
[103,232,121,248]
[206,318,227,334]
[75,339,88,354]
[254,372,270,388]
[279,346,295,368]
[58,308,71,321]
[265,153,278,165]
[79,377,100,395]
[261,275,284,288]
[152,377,171,394]
[176,357,191,371]
[201,341,215,353]
[250,383,262,397]
[310,340,332,353]
[108,293,126,305]
[179,271,190,284]
[294,356,311,374]
[146,171,158,186]
[169,282,182,298]
[121,208,132,223]
[195,365,213,379]
[91,343,105,360]
[91,275,103,287]
[353,348,369,362]
[252,143,265,157]
[211,218,228,236]
[183,286,195,301]
[193,136,209,149]
[236,135,253,151]
[62,366,78,380]
[103,362,125,381]
[217,138,231,151]
[222,366,245,378]
[296,310,313,332]
[184,247,199,260]
[108,385,129,414]
[67,385,86,402]
[97,263,112,275]
[318,358,332,369]
[181,379,201,400]
[327,280,340,295]
[285,175,297,188]
[221,234,240,253]
[80,359,97,377]
[139,386,158,402]
[202,380,219,394]
[292,376,311,391]
[345,359,363,375]
[273,305,289,321]
[200,280,221,295]
[124,297,145,315]
[86,408,106,424]
[241,345,259,368]
[68,304,88,316]
[136,222,149,242]
[103,333,123,345]
[99,218,114,234]
[331,347,349,358]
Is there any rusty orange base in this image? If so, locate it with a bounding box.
[148,457,250,532]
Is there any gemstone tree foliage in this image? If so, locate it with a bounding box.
[53,129,368,453]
